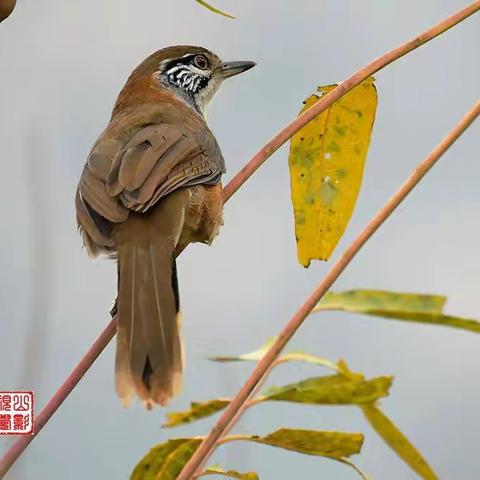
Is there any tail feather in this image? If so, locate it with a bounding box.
[114,190,189,408]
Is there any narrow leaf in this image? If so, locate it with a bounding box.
[131,439,197,480]
[262,375,392,405]
[289,77,377,265]
[362,404,437,480]
[316,289,480,334]
[163,399,230,428]
[209,337,277,362]
[194,0,235,19]
[280,352,340,372]
[333,458,370,480]
[199,465,259,479]
[210,338,340,373]
[251,428,364,459]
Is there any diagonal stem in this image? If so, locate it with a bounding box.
[222,1,480,203]
[177,101,480,479]
[0,1,478,477]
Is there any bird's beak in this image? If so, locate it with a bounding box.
[220,60,256,79]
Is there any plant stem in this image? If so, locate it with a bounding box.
[0,1,478,477]
[222,1,480,203]
[177,100,480,479]
[0,319,117,479]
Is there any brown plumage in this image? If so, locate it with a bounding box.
[76,45,254,408]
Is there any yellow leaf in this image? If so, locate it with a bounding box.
[361,404,437,480]
[200,465,259,479]
[210,338,344,373]
[280,352,341,372]
[289,77,377,266]
[163,399,230,428]
[194,0,235,18]
[316,289,480,334]
[261,374,393,405]
[333,458,370,480]
[209,337,277,362]
[252,428,364,459]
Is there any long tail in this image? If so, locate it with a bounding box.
[114,190,189,408]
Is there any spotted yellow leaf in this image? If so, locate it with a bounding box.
[289,77,377,266]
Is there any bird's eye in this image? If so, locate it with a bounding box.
[193,55,208,70]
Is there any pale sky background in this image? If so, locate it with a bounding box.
[0,1,479,479]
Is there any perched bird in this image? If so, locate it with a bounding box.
[76,46,255,408]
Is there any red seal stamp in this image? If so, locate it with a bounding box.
[0,391,34,435]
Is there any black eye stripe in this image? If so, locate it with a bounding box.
[163,54,208,71]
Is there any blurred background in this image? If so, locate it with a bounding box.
[0,0,479,478]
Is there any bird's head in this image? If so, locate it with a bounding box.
[116,45,255,116]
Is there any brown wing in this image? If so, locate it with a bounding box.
[76,122,225,257]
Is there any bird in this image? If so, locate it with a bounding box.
[75,45,255,408]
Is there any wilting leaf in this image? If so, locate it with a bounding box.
[316,289,480,334]
[261,374,392,405]
[251,428,363,458]
[0,0,16,22]
[200,465,259,479]
[194,0,235,18]
[131,438,199,480]
[209,337,277,362]
[211,338,342,373]
[289,77,377,266]
[163,399,230,428]
[362,404,437,480]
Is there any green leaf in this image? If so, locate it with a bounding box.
[130,439,198,480]
[361,404,437,480]
[250,428,364,459]
[194,0,235,19]
[209,337,277,362]
[315,289,480,334]
[199,465,259,479]
[132,430,363,480]
[261,375,393,405]
[164,374,388,429]
[156,439,202,479]
[163,399,230,428]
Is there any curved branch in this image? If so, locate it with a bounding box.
[223,0,480,203]
[0,1,478,477]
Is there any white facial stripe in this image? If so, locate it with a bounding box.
[164,63,210,95]
[156,54,223,115]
